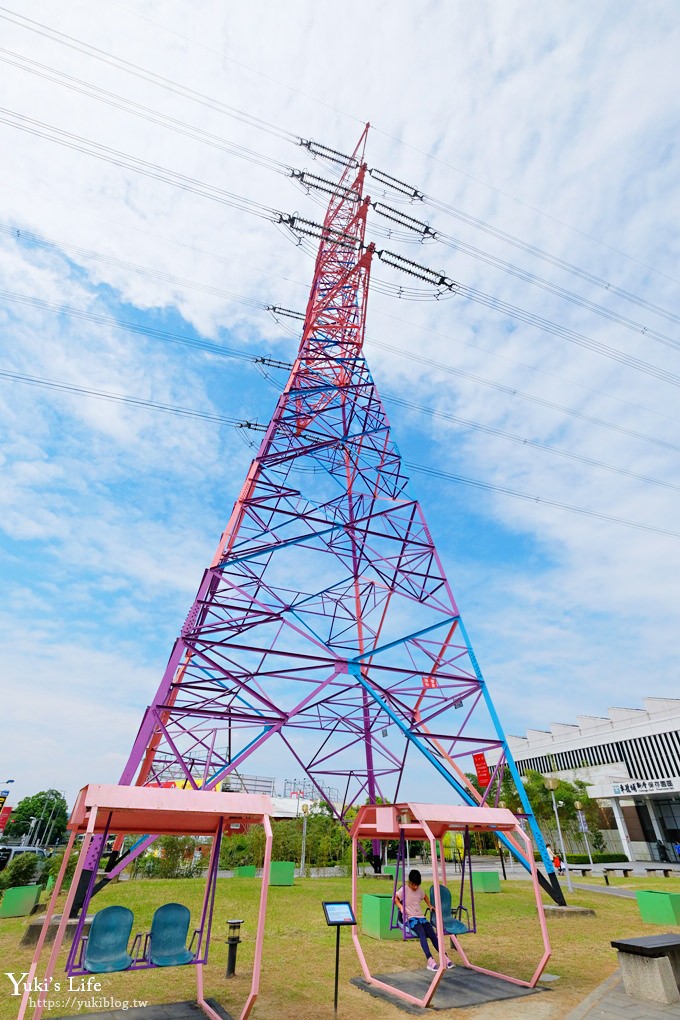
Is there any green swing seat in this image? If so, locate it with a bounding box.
[83,905,134,973]
[149,903,195,966]
[428,884,470,935]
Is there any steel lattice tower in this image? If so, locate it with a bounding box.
[117,125,564,904]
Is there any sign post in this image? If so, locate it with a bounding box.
[321,901,356,1013]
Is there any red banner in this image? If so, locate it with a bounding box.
[0,805,12,832]
[472,752,491,788]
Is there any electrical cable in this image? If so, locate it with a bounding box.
[403,461,680,542]
[1,363,676,543]
[4,1,677,308]
[0,46,293,176]
[5,222,679,462]
[0,366,267,430]
[423,195,680,328]
[372,200,680,340]
[0,224,266,310]
[0,5,299,143]
[0,107,279,221]
[0,286,265,363]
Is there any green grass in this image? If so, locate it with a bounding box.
[1,875,679,1020]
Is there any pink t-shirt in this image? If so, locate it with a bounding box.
[400,884,426,920]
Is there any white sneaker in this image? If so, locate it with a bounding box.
[444,955,454,970]
[426,957,438,971]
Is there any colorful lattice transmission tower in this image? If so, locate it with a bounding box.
[116,125,564,904]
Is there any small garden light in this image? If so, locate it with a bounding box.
[226,918,244,978]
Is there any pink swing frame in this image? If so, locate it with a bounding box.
[17,784,274,1020]
[350,802,551,1010]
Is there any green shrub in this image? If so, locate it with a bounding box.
[533,851,628,864]
[0,853,44,890]
[45,849,79,887]
[566,853,628,864]
[137,837,202,878]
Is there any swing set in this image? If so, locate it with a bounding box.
[18,784,275,1020]
[351,802,551,1011]
[390,824,476,939]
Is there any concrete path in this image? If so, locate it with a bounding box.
[564,970,680,1019]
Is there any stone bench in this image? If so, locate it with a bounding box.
[21,913,93,947]
[603,866,633,883]
[574,867,592,877]
[645,867,673,878]
[611,934,680,1005]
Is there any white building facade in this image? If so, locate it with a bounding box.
[504,698,680,862]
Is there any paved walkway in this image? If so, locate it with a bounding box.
[565,970,680,1019]
[564,875,680,1019]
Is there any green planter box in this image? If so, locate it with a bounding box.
[362,893,401,940]
[0,885,41,918]
[636,890,680,925]
[270,861,295,886]
[472,871,501,893]
[233,865,256,878]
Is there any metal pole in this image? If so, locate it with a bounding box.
[300,809,308,876]
[334,925,340,1013]
[41,799,58,848]
[575,804,594,868]
[498,841,507,880]
[550,789,573,893]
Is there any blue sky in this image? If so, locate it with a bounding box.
[1,1,680,807]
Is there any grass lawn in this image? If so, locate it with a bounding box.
[1,875,679,1020]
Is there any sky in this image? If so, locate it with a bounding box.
[1,1,679,809]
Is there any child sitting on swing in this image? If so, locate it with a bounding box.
[394,869,453,972]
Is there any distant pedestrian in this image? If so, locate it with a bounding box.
[674,842,680,861]
[657,840,670,863]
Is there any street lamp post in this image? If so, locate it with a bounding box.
[544,777,573,893]
[300,804,309,877]
[22,816,38,846]
[574,801,594,868]
[41,799,59,848]
[38,795,58,844]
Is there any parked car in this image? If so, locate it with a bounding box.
[0,846,50,871]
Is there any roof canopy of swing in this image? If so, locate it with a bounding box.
[69,783,273,836]
[351,801,520,841]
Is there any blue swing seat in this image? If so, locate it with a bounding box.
[149,903,195,966]
[83,905,134,973]
[394,908,417,939]
[428,884,470,935]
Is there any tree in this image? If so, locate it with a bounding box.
[3,790,68,844]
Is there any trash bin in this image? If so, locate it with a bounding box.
[636,890,680,925]
[362,893,401,940]
[472,871,501,893]
[270,861,295,886]
[0,885,41,918]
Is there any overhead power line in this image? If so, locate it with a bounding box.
[6,224,679,465]
[0,367,268,430]
[0,107,279,221]
[0,46,293,176]
[0,5,299,143]
[4,2,677,307]
[0,363,675,542]
[404,461,680,542]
